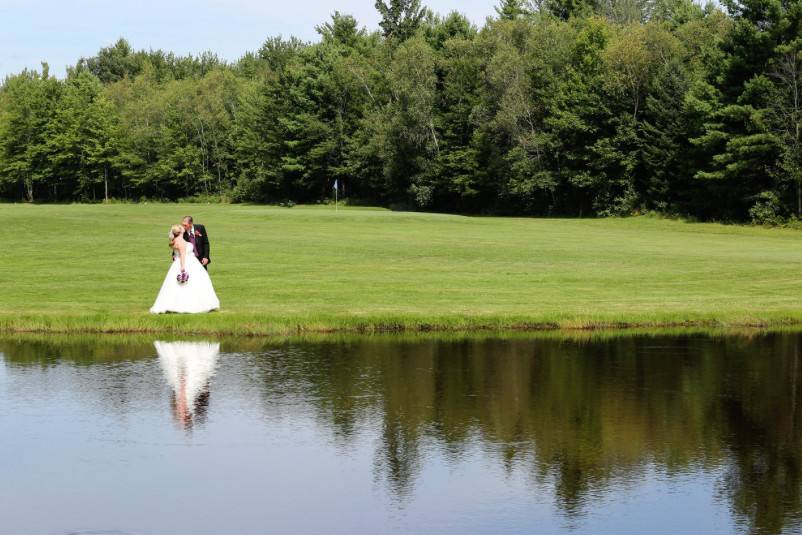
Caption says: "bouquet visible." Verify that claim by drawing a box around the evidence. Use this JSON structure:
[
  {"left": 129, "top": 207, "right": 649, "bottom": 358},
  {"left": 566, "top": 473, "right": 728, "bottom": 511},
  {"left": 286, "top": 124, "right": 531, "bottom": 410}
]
[{"left": 177, "top": 270, "right": 189, "bottom": 284}]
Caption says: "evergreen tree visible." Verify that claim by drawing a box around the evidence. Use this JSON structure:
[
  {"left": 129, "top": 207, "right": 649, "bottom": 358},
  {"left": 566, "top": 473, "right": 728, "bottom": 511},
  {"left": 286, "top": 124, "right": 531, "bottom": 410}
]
[
  {"left": 637, "top": 61, "right": 693, "bottom": 211},
  {"left": 495, "top": 0, "right": 529, "bottom": 20},
  {"left": 544, "top": 0, "right": 598, "bottom": 21},
  {"left": 79, "top": 38, "right": 140, "bottom": 84}
]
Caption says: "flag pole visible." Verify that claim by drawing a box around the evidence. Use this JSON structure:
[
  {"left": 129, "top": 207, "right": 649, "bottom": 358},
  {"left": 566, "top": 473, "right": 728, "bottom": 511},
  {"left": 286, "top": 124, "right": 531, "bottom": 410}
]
[{"left": 335, "top": 182, "right": 338, "bottom": 212}]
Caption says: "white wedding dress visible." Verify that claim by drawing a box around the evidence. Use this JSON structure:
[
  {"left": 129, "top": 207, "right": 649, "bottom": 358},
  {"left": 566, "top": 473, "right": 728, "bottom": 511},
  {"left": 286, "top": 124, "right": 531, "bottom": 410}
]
[{"left": 150, "top": 242, "right": 220, "bottom": 314}]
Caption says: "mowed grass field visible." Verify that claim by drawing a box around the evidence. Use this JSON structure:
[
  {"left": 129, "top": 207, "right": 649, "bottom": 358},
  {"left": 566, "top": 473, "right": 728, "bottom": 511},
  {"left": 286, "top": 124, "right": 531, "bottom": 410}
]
[{"left": 3, "top": 203, "right": 802, "bottom": 335}]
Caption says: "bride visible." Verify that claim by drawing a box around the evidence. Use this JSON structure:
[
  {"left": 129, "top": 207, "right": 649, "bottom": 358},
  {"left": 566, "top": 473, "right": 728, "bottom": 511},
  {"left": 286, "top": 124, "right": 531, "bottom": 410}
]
[{"left": 150, "top": 224, "right": 220, "bottom": 314}]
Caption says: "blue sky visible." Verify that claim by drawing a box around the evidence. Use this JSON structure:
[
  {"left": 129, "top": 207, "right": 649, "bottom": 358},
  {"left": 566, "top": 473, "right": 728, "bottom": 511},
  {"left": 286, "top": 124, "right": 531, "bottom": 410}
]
[{"left": 0, "top": 0, "right": 497, "bottom": 78}]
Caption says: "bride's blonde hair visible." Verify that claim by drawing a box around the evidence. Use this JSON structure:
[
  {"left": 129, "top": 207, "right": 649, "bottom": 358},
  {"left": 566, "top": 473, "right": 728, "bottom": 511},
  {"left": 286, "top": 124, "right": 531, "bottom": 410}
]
[{"left": 168, "top": 224, "right": 184, "bottom": 249}]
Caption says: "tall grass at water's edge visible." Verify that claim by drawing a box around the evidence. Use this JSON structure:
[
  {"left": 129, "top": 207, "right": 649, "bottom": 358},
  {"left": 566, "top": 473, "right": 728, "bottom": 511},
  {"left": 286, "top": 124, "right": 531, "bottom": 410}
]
[{"left": 6, "top": 311, "right": 802, "bottom": 337}]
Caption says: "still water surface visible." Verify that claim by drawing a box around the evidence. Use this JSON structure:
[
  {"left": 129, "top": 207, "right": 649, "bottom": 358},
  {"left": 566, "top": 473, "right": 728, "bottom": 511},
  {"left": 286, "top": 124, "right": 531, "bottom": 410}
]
[{"left": 2, "top": 332, "right": 802, "bottom": 534}]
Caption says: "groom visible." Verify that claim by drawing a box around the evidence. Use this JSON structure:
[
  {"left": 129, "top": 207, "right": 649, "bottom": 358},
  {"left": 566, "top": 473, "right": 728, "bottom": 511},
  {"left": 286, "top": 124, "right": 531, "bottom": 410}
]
[{"left": 182, "top": 215, "right": 211, "bottom": 270}]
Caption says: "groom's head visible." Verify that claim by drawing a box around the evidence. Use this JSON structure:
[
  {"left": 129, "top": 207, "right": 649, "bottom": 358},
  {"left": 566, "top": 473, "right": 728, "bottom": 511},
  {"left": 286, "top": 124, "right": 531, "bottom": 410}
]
[{"left": 182, "top": 216, "right": 193, "bottom": 230}]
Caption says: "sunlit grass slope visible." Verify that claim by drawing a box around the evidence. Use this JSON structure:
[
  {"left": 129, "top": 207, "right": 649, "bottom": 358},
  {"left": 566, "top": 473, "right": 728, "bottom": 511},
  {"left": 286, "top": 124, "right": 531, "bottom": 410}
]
[{"left": 2, "top": 203, "right": 802, "bottom": 334}]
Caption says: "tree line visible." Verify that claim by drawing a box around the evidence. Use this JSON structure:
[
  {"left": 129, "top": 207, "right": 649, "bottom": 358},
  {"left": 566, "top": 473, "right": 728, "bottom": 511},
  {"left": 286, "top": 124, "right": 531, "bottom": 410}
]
[{"left": 1, "top": 0, "right": 801, "bottom": 222}]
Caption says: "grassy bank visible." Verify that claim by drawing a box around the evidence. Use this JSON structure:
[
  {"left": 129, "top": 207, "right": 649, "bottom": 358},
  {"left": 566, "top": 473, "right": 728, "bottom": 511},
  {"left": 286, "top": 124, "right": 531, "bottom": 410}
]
[{"left": 3, "top": 203, "right": 802, "bottom": 336}]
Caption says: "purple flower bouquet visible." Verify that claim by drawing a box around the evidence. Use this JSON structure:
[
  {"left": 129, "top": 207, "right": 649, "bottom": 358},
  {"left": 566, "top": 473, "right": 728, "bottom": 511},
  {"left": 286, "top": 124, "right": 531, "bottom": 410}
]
[{"left": 177, "top": 270, "right": 189, "bottom": 284}]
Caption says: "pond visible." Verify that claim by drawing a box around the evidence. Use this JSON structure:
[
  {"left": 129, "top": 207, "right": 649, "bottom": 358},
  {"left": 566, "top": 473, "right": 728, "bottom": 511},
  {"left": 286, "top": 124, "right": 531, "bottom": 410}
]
[{"left": 2, "top": 331, "right": 801, "bottom": 534}]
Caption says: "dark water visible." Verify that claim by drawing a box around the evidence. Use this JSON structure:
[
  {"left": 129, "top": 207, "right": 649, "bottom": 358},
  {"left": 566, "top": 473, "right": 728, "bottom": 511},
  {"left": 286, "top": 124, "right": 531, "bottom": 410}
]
[{"left": 2, "top": 332, "right": 802, "bottom": 535}]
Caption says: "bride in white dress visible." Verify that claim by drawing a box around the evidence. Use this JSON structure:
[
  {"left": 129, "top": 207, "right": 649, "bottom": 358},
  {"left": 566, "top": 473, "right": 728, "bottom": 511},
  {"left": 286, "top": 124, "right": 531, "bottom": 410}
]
[{"left": 150, "top": 224, "right": 220, "bottom": 314}]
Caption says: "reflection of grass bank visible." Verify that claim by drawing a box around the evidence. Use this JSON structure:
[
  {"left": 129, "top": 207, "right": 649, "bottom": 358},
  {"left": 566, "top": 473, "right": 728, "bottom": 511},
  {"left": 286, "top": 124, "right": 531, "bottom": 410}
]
[
  {"left": 3, "top": 325, "right": 802, "bottom": 359},
  {"left": 4, "top": 203, "right": 802, "bottom": 336}
]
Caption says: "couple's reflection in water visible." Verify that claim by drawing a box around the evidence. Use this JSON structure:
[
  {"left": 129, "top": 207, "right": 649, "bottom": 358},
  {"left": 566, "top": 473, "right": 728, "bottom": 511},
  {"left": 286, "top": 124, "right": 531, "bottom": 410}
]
[{"left": 154, "top": 341, "right": 219, "bottom": 432}]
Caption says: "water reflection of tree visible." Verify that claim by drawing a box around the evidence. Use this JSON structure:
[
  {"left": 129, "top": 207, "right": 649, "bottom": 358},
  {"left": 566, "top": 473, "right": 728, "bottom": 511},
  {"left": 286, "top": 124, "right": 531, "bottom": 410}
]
[
  {"left": 0, "top": 335, "right": 155, "bottom": 365},
  {"left": 718, "top": 335, "right": 802, "bottom": 534},
  {"left": 0, "top": 335, "right": 162, "bottom": 416},
  {"left": 246, "top": 333, "right": 802, "bottom": 533},
  {"left": 5, "top": 333, "right": 802, "bottom": 533}
]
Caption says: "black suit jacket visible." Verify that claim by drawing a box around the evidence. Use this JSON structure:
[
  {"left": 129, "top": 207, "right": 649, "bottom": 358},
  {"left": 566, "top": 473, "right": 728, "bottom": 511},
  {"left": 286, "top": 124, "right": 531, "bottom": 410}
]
[{"left": 183, "top": 224, "right": 211, "bottom": 267}]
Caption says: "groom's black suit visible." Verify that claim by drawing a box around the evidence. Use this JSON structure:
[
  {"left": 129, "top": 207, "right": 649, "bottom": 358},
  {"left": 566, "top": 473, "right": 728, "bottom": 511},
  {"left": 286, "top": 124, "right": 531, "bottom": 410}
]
[{"left": 184, "top": 224, "right": 211, "bottom": 270}]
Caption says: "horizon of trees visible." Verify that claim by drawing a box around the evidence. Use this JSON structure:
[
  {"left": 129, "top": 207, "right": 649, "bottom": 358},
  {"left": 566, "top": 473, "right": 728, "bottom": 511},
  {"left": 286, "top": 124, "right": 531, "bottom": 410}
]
[{"left": 1, "top": 0, "right": 802, "bottom": 222}]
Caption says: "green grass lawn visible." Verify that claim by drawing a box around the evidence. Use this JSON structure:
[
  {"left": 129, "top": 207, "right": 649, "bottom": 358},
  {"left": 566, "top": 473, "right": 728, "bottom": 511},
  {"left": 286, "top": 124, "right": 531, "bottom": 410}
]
[{"left": 2, "top": 203, "right": 802, "bottom": 335}]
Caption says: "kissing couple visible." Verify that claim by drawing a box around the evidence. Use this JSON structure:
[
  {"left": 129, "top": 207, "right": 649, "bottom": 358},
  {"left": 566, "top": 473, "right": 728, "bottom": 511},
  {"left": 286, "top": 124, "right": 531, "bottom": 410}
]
[{"left": 150, "top": 215, "right": 220, "bottom": 314}]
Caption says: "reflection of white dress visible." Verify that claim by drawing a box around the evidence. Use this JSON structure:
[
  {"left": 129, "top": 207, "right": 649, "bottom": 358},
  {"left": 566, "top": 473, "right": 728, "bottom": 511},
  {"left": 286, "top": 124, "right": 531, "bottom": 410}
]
[
  {"left": 150, "top": 242, "right": 220, "bottom": 314},
  {"left": 155, "top": 340, "right": 220, "bottom": 415}
]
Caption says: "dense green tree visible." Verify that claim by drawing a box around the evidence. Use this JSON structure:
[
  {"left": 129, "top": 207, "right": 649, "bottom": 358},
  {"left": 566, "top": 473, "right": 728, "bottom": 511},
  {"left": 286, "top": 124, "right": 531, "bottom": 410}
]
[
  {"left": 389, "top": 37, "right": 439, "bottom": 205},
  {"left": 375, "top": 0, "right": 428, "bottom": 41},
  {"left": 423, "top": 11, "right": 477, "bottom": 50},
  {"left": 637, "top": 60, "right": 694, "bottom": 211},
  {"left": 546, "top": 16, "right": 611, "bottom": 215},
  {"left": 429, "top": 33, "right": 482, "bottom": 210},
  {"left": 317, "top": 11, "right": 368, "bottom": 49},
  {"left": 767, "top": 41, "right": 802, "bottom": 215},
  {"left": 78, "top": 38, "right": 223, "bottom": 84},
  {"left": 687, "top": 0, "right": 799, "bottom": 219},
  {"left": 104, "top": 64, "right": 164, "bottom": 198},
  {"left": 543, "top": 0, "right": 599, "bottom": 21},
  {"left": 43, "top": 69, "right": 118, "bottom": 200},
  {"left": 258, "top": 36, "right": 307, "bottom": 71},
  {"left": 79, "top": 38, "right": 141, "bottom": 84},
  {"left": 495, "top": 0, "right": 531, "bottom": 20},
  {"left": 0, "top": 64, "right": 61, "bottom": 201}
]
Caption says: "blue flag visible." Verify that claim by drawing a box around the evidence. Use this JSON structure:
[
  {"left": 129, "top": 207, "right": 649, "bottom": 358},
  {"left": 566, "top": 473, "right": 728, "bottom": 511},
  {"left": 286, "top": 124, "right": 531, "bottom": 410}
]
[{"left": 333, "top": 179, "right": 338, "bottom": 191}]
